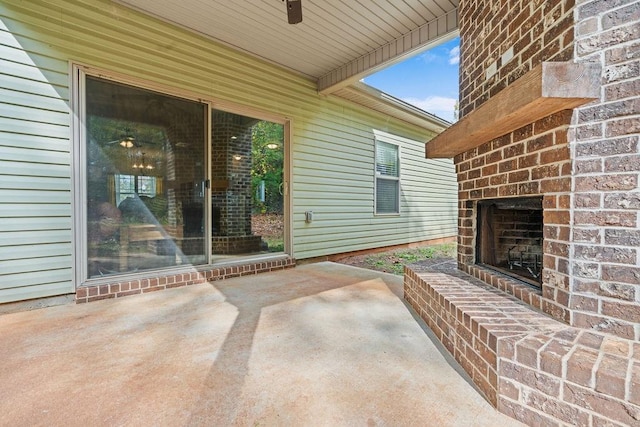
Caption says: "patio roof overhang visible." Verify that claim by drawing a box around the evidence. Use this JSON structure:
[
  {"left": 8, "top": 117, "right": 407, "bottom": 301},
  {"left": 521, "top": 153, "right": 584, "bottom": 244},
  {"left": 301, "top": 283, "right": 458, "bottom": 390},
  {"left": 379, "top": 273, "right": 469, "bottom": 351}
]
[{"left": 115, "top": 0, "right": 459, "bottom": 129}]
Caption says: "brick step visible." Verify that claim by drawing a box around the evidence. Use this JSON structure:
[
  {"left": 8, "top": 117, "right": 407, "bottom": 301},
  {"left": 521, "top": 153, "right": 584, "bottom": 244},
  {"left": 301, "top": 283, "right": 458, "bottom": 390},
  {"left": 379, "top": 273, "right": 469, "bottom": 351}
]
[{"left": 404, "top": 266, "right": 640, "bottom": 427}]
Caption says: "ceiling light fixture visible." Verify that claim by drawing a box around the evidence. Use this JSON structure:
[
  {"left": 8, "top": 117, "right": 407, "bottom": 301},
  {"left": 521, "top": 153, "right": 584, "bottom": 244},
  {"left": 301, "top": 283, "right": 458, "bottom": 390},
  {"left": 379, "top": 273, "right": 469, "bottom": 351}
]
[
  {"left": 119, "top": 136, "right": 135, "bottom": 148},
  {"left": 132, "top": 153, "right": 154, "bottom": 171}
]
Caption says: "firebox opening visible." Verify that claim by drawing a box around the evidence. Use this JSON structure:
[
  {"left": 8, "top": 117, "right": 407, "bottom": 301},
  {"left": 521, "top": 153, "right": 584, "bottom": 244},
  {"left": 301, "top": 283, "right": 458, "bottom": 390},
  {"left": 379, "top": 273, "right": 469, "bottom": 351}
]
[{"left": 476, "top": 196, "right": 543, "bottom": 288}]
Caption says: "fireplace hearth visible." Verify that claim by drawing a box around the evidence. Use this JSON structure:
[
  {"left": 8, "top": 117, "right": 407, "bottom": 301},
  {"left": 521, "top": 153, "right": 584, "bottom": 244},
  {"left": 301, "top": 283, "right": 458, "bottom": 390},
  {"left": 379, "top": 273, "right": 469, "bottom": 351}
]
[{"left": 476, "top": 197, "right": 543, "bottom": 287}]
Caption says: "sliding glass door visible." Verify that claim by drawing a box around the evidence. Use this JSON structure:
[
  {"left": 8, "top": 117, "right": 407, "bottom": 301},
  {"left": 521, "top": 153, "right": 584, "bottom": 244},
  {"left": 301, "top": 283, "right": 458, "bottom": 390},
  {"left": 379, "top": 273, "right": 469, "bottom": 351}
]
[
  {"left": 85, "top": 76, "right": 207, "bottom": 278},
  {"left": 81, "top": 72, "right": 286, "bottom": 281}
]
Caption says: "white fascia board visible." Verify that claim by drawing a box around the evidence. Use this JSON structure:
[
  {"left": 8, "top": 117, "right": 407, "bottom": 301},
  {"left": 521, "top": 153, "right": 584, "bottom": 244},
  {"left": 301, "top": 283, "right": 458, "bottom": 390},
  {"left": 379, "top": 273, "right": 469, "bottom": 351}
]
[{"left": 317, "top": 9, "right": 459, "bottom": 95}]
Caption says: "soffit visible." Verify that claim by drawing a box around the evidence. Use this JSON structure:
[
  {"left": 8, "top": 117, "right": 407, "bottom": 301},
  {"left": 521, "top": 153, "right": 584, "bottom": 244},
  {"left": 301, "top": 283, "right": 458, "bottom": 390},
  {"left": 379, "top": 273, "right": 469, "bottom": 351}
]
[{"left": 115, "top": 0, "right": 458, "bottom": 94}]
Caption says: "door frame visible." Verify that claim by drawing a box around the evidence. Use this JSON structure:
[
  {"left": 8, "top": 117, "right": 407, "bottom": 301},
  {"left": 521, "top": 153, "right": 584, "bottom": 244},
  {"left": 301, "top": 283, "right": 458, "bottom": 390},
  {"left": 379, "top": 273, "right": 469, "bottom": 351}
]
[{"left": 72, "top": 63, "right": 292, "bottom": 288}]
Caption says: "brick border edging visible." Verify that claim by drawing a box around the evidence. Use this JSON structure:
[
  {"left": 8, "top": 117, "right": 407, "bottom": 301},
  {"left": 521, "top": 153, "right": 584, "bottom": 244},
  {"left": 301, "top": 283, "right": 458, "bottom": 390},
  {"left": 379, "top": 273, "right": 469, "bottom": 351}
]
[
  {"left": 462, "top": 264, "right": 544, "bottom": 311},
  {"left": 76, "top": 257, "right": 295, "bottom": 303},
  {"left": 404, "top": 266, "right": 563, "bottom": 406}
]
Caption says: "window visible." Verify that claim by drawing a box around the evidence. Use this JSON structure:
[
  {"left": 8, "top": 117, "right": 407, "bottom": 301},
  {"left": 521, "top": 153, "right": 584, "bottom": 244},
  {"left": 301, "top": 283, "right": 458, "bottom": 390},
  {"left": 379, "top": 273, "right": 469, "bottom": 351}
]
[
  {"left": 115, "top": 175, "right": 157, "bottom": 206},
  {"left": 375, "top": 139, "right": 400, "bottom": 214}
]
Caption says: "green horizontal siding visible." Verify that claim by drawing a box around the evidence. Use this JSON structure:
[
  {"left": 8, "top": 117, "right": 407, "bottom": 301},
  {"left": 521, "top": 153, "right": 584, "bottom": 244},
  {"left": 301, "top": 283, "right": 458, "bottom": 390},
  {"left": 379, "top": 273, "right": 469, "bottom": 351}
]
[
  {"left": 0, "top": 4, "right": 74, "bottom": 301},
  {"left": 293, "top": 127, "right": 456, "bottom": 258},
  {"left": 0, "top": 0, "right": 456, "bottom": 302}
]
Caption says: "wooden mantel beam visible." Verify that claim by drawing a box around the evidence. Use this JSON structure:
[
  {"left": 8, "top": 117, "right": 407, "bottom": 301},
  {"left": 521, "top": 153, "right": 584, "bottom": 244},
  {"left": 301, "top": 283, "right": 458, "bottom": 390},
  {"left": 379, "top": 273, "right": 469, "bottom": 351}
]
[{"left": 425, "top": 62, "right": 601, "bottom": 158}]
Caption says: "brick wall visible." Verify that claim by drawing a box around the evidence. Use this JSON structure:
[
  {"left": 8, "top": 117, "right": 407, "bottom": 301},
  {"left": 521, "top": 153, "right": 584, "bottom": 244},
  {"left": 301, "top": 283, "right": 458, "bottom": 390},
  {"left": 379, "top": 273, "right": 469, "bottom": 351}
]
[
  {"left": 455, "top": 111, "right": 575, "bottom": 323},
  {"left": 459, "top": 0, "right": 575, "bottom": 118},
  {"left": 571, "top": 0, "right": 640, "bottom": 340},
  {"left": 414, "top": 0, "right": 640, "bottom": 425},
  {"left": 211, "top": 110, "right": 255, "bottom": 238},
  {"left": 456, "top": 0, "right": 579, "bottom": 326},
  {"left": 457, "top": 0, "right": 640, "bottom": 340}
]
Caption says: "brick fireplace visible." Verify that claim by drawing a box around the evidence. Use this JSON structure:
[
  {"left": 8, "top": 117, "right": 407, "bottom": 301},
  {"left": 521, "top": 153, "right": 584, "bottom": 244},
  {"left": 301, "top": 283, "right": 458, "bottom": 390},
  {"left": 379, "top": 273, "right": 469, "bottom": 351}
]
[
  {"left": 476, "top": 196, "right": 543, "bottom": 287},
  {"left": 405, "top": 1, "right": 640, "bottom": 425},
  {"left": 456, "top": 109, "right": 576, "bottom": 322}
]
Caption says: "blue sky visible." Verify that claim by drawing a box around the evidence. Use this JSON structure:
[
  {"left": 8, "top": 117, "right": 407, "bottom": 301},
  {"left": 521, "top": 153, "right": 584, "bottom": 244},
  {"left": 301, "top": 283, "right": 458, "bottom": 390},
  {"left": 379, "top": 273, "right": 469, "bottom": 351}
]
[{"left": 362, "top": 36, "right": 460, "bottom": 123}]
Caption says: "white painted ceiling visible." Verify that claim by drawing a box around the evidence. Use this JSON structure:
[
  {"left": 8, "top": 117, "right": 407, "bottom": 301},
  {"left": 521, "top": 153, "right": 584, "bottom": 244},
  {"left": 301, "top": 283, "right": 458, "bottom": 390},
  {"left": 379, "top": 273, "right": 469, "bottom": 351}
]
[{"left": 116, "top": 0, "right": 458, "bottom": 95}]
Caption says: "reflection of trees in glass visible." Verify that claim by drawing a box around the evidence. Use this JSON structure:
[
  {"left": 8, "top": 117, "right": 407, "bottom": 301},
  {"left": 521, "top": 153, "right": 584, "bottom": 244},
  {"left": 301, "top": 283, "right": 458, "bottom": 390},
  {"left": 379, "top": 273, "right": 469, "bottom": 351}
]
[{"left": 251, "top": 121, "right": 284, "bottom": 214}]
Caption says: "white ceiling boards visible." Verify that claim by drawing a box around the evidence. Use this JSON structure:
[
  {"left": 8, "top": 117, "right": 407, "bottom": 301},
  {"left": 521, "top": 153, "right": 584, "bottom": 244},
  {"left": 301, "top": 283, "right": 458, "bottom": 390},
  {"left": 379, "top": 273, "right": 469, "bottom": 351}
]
[{"left": 116, "top": 0, "right": 459, "bottom": 94}]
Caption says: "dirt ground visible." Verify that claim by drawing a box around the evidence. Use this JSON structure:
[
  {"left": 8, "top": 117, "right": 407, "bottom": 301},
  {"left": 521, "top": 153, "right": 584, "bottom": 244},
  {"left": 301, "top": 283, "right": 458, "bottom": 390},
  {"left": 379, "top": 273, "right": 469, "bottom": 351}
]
[
  {"left": 336, "top": 243, "right": 457, "bottom": 275},
  {"left": 251, "top": 213, "right": 284, "bottom": 238}
]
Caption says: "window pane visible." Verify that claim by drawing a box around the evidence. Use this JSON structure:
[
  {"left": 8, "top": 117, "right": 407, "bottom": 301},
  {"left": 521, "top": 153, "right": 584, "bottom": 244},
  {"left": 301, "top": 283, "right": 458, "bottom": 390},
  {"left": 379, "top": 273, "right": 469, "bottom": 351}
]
[
  {"left": 376, "top": 141, "right": 399, "bottom": 177},
  {"left": 211, "top": 110, "right": 285, "bottom": 260},
  {"left": 376, "top": 178, "right": 399, "bottom": 214},
  {"left": 86, "top": 76, "right": 207, "bottom": 278}
]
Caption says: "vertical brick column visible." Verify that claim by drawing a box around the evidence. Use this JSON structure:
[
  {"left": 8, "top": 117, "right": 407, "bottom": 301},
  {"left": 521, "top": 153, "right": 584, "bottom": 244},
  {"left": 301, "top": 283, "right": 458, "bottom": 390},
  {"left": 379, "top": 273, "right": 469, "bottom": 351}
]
[{"left": 571, "top": 0, "right": 640, "bottom": 341}]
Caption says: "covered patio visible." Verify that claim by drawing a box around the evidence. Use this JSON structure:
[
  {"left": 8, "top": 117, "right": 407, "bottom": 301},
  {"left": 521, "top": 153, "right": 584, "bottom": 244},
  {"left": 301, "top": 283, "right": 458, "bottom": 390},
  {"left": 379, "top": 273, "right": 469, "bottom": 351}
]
[{"left": 0, "top": 263, "right": 519, "bottom": 426}]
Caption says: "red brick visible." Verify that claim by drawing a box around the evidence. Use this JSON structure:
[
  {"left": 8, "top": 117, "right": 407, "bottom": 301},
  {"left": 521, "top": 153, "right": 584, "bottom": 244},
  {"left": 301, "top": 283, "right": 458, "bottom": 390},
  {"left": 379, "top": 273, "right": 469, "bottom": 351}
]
[
  {"left": 575, "top": 136, "right": 638, "bottom": 157},
  {"left": 564, "top": 383, "right": 640, "bottom": 426},
  {"left": 540, "top": 177, "right": 571, "bottom": 192},
  {"left": 498, "top": 397, "right": 559, "bottom": 427},
  {"left": 508, "top": 170, "right": 530, "bottom": 183},
  {"left": 540, "top": 339, "right": 572, "bottom": 376},
  {"left": 534, "top": 111, "right": 572, "bottom": 134},
  {"left": 504, "top": 143, "right": 525, "bottom": 158},
  {"left": 498, "top": 159, "right": 517, "bottom": 173},
  {"left": 87, "top": 294, "right": 115, "bottom": 302},
  {"left": 569, "top": 295, "right": 599, "bottom": 312},
  {"left": 545, "top": 210, "right": 569, "bottom": 225},
  {"left": 596, "top": 282, "right": 636, "bottom": 301},
  {"left": 574, "top": 193, "right": 601, "bottom": 208},
  {"left": 602, "top": 300, "right": 640, "bottom": 324},
  {"left": 523, "top": 388, "right": 590, "bottom": 426},
  {"left": 576, "top": 174, "right": 638, "bottom": 192},
  {"left": 500, "top": 360, "right": 560, "bottom": 397},
  {"left": 526, "top": 133, "right": 554, "bottom": 152},
  {"left": 500, "top": 378, "right": 520, "bottom": 400},
  {"left": 595, "top": 354, "right": 629, "bottom": 400},
  {"left": 566, "top": 347, "right": 599, "bottom": 387},
  {"left": 573, "top": 312, "right": 636, "bottom": 340},
  {"left": 631, "top": 362, "right": 640, "bottom": 406},
  {"left": 602, "top": 264, "right": 640, "bottom": 285},
  {"left": 116, "top": 289, "right": 141, "bottom": 298},
  {"left": 531, "top": 164, "right": 559, "bottom": 180},
  {"left": 540, "top": 147, "right": 570, "bottom": 164},
  {"left": 574, "top": 211, "right": 637, "bottom": 227},
  {"left": 515, "top": 336, "right": 548, "bottom": 368}
]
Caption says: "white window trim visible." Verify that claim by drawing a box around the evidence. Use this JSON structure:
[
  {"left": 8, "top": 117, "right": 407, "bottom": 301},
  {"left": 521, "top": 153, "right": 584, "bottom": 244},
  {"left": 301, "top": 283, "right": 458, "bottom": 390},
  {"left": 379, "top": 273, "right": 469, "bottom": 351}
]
[{"left": 374, "top": 136, "right": 401, "bottom": 216}]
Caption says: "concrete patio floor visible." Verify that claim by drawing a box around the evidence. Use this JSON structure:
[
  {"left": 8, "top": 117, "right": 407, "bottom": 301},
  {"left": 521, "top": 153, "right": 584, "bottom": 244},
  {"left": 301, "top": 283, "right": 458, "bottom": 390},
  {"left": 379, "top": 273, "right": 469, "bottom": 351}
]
[{"left": 0, "top": 262, "right": 522, "bottom": 426}]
